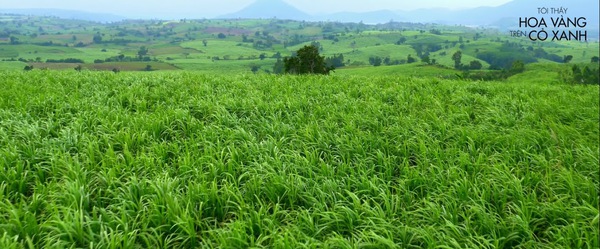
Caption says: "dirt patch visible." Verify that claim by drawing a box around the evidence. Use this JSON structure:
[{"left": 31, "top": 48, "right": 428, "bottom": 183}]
[
  {"left": 151, "top": 47, "right": 201, "bottom": 56},
  {"left": 204, "top": 27, "right": 252, "bottom": 36},
  {"left": 30, "top": 62, "right": 180, "bottom": 71}
]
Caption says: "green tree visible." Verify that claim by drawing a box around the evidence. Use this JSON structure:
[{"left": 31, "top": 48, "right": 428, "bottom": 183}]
[
  {"left": 509, "top": 60, "right": 525, "bottom": 74},
  {"left": 9, "top": 36, "right": 19, "bottom": 45},
  {"left": 138, "top": 46, "right": 149, "bottom": 59},
  {"left": 93, "top": 33, "right": 102, "bottom": 44},
  {"left": 571, "top": 64, "right": 583, "bottom": 83},
  {"left": 407, "top": 54, "right": 417, "bottom": 63},
  {"left": 452, "top": 51, "right": 462, "bottom": 69},
  {"left": 383, "top": 57, "right": 390, "bottom": 65},
  {"left": 283, "top": 45, "right": 333, "bottom": 75},
  {"left": 250, "top": 65, "right": 260, "bottom": 74},
  {"left": 581, "top": 66, "right": 593, "bottom": 84},
  {"left": 469, "top": 60, "right": 483, "bottom": 70},
  {"left": 202, "top": 39, "right": 208, "bottom": 47},
  {"left": 325, "top": 54, "right": 345, "bottom": 68},
  {"left": 591, "top": 56, "right": 599, "bottom": 63},
  {"left": 570, "top": 64, "right": 599, "bottom": 84},
  {"left": 563, "top": 55, "right": 573, "bottom": 63},
  {"left": 273, "top": 58, "right": 285, "bottom": 74},
  {"left": 395, "top": 37, "right": 407, "bottom": 45},
  {"left": 583, "top": 66, "right": 599, "bottom": 85},
  {"left": 369, "top": 56, "right": 382, "bottom": 67}
]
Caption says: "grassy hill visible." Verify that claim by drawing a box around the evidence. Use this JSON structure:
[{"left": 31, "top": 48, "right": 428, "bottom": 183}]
[{"left": 1, "top": 15, "right": 598, "bottom": 76}]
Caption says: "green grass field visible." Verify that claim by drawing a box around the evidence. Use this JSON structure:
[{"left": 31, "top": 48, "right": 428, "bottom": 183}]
[{"left": 0, "top": 71, "right": 598, "bottom": 248}]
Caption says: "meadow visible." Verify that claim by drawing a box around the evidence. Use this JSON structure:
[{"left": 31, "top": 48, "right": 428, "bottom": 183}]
[
  {"left": 0, "top": 70, "right": 598, "bottom": 248},
  {"left": 1, "top": 15, "right": 598, "bottom": 75}
]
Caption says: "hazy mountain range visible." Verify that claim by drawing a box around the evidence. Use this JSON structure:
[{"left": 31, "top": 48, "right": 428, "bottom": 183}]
[
  {"left": 1, "top": 0, "right": 598, "bottom": 33},
  {"left": 222, "top": 0, "right": 598, "bottom": 28},
  {"left": 0, "top": 8, "right": 126, "bottom": 23}
]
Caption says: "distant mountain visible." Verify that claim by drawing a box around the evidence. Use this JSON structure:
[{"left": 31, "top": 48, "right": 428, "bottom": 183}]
[
  {"left": 316, "top": 0, "right": 597, "bottom": 28},
  {"left": 0, "top": 8, "right": 126, "bottom": 23},
  {"left": 313, "top": 10, "right": 406, "bottom": 24},
  {"left": 3, "top": 0, "right": 597, "bottom": 37},
  {"left": 220, "top": 0, "right": 310, "bottom": 20},
  {"left": 313, "top": 9, "right": 459, "bottom": 25},
  {"left": 448, "top": 0, "right": 598, "bottom": 27}
]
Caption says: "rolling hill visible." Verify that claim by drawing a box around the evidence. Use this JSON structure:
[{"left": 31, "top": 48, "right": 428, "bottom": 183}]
[
  {"left": 2, "top": 0, "right": 597, "bottom": 37},
  {"left": 217, "top": 0, "right": 598, "bottom": 38}
]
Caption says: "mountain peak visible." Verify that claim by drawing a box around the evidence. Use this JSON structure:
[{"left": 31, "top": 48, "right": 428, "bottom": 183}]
[{"left": 220, "top": 0, "right": 309, "bottom": 20}]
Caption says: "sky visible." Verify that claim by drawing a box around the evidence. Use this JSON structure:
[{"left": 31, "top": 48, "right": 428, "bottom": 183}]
[{"left": 1, "top": 0, "right": 514, "bottom": 19}]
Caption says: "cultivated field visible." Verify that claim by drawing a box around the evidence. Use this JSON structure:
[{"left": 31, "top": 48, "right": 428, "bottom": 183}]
[{"left": 0, "top": 71, "right": 598, "bottom": 248}]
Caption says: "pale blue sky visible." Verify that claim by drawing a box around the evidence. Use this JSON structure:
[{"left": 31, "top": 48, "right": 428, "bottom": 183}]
[{"left": 1, "top": 0, "right": 514, "bottom": 18}]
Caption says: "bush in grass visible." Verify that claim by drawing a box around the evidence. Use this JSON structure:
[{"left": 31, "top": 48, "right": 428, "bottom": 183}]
[
  {"left": 46, "top": 58, "right": 84, "bottom": 63},
  {"left": 570, "top": 64, "right": 599, "bottom": 85},
  {"left": 369, "top": 56, "right": 382, "bottom": 67},
  {"left": 283, "top": 45, "right": 333, "bottom": 75},
  {"left": 462, "top": 60, "right": 526, "bottom": 81},
  {"left": 469, "top": 60, "right": 483, "bottom": 70}
]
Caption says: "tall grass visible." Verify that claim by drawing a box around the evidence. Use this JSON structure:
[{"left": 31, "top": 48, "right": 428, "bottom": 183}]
[{"left": 0, "top": 70, "right": 598, "bottom": 248}]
